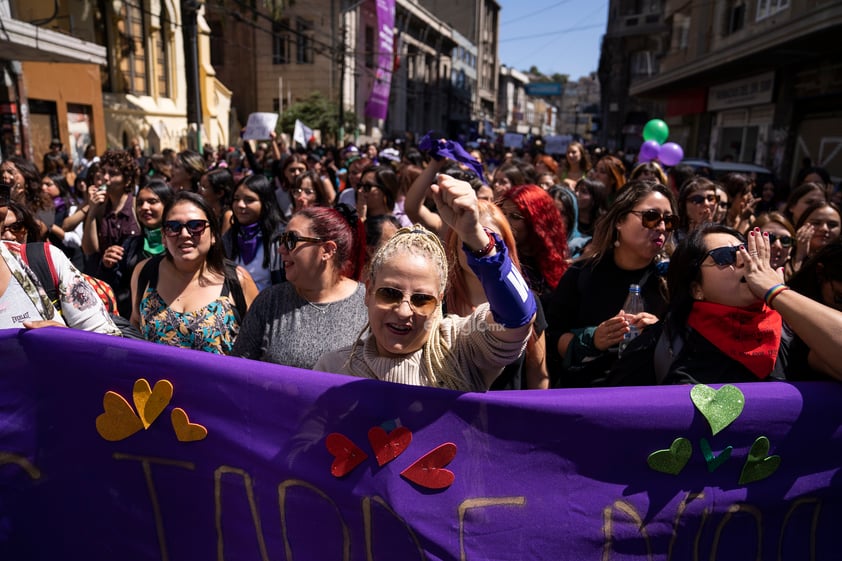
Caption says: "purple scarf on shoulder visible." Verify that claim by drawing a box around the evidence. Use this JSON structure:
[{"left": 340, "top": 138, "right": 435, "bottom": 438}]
[{"left": 237, "top": 222, "right": 262, "bottom": 265}]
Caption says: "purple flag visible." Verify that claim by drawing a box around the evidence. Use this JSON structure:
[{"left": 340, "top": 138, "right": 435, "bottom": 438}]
[
  {"left": 2, "top": 327, "right": 842, "bottom": 559},
  {"left": 364, "top": 0, "right": 395, "bottom": 121}
]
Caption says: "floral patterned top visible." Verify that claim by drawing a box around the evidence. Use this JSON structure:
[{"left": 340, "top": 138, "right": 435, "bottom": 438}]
[
  {"left": 0, "top": 241, "right": 121, "bottom": 335},
  {"left": 139, "top": 280, "right": 240, "bottom": 356}
]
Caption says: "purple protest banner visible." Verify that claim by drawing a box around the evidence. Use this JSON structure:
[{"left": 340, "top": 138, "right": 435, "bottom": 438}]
[
  {"left": 2, "top": 327, "right": 841, "bottom": 560},
  {"left": 364, "top": 0, "right": 395, "bottom": 121}
]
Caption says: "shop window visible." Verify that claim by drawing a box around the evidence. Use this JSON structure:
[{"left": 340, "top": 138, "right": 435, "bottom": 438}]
[
  {"left": 718, "top": 125, "right": 758, "bottom": 162},
  {"left": 28, "top": 99, "right": 58, "bottom": 168},
  {"left": 118, "top": 1, "right": 149, "bottom": 95},
  {"left": 66, "top": 104, "right": 93, "bottom": 169}
]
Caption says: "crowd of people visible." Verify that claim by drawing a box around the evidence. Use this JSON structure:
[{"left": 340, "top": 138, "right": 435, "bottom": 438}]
[{"left": 1, "top": 132, "right": 841, "bottom": 389}]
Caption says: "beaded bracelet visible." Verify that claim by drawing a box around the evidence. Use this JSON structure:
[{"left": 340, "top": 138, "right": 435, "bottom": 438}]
[
  {"left": 764, "top": 283, "right": 789, "bottom": 308},
  {"left": 466, "top": 228, "right": 496, "bottom": 258}
]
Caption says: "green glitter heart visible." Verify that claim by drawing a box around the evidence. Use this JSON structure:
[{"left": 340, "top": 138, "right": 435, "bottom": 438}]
[
  {"left": 690, "top": 384, "right": 745, "bottom": 436},
  {"left": 648, "top": 437, "right": 692, "bottom": 475},
  {"left": 739, "top": 436, "right": 781, "bottom": 484}
]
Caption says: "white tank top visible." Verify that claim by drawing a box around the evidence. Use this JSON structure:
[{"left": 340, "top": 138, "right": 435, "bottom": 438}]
[{"left": 0, "top": 275, "right": 45, "bottom": 329}]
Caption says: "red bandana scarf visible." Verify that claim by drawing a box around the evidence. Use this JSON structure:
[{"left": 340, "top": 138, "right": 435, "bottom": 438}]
[{"left": 687, "top": 300, "right": 782, "bottom": 379}]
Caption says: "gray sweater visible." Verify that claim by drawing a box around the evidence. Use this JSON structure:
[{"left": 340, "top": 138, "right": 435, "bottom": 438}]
[{"left": 231, "top": 282, "right": 368, "bottom": 369}]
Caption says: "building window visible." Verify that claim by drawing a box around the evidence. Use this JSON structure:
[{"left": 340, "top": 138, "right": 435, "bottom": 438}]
[
  {"left": 119, "top": 1, "right": 148, "bottom": 95},
  {"left": 630, "top": 51, "right": 654, "bottom": 76},
  {"left": 756, "top": 0, "right": 789, "bottom": 21},
  {"left": 726, "top": 2, "right": 746, "bottom": 34},
  {"left": 209, "top": 19, "right": 224, "bottom": 67},
  {"left": 296, "top": 18, "right": 314, "bottom": 64},
  {"left": 155, "top": 10, "right": 171, "bottom": 98},
  {"left": 365, "top": 25, "right": 375, "bottom": 69},
  {"left": 273, "top": 19, "right": 290, "bottom": 65},
  {"left": 671, "top": 13, "right": 690, "bottom": 50}
]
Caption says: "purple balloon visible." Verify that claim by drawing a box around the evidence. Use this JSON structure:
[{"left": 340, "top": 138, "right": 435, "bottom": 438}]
[
  {"left": 638, "top": 140, "right": 660, "bottom": 162},
  {"left": 658, "top": 142, "right": 684, "bottom": 167}
]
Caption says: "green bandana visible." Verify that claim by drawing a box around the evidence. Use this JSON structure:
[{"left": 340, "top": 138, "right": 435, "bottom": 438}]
[{"left": 143, "top": 227, "right": 165, "bottom": 256}]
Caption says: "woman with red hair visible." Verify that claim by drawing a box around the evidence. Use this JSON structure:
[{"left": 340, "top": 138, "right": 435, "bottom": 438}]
[
  {"left": 497, "top": 184, "right": 569, "bottom": 306},
  {"left": 231, "top": 204, "right": 368, "bottom": 369},
  {"left": 591, "top": 155, "right": 627, "bottom": 196},
  {"left": 445, "top": 200, "right": 550, "bottom": 389}
]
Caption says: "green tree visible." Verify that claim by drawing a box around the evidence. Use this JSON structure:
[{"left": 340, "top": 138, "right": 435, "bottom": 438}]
[{"left": 279, "top": 92, "right": 356, "bottom": 145}]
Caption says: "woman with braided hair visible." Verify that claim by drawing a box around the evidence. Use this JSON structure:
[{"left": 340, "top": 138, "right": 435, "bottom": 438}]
[{"left": 315, "top": 174, "right": 536, "bottom": 391}]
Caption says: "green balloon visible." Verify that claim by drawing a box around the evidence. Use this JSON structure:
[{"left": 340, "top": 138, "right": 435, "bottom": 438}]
[{"left": 642, "top": 119, "right": 669, "bottom": 144}]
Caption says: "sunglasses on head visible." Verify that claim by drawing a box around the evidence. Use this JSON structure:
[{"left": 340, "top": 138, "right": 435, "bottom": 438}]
[
  {"left": 629, "top": 209, "right": 678, "bottom": 232},
  {"left": 374, "top": 287, "right": 438, "bottom": 315},
  {"left": 700, "top": 245, "right": 740, "bottom": 268},
  {"left": 688, "top": 193, "right": 718, "bottom": 205},
  {"left": 163, "top": 219, "right": 209, "bottom": 237},
  {"left": 767, "top": 233, "right": 793, "bottom": 247},
  {"left": 278, "top": 231, "right": 323, "bottom": 251}
]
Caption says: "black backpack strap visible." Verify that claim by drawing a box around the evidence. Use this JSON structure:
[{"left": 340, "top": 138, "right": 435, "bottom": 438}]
[
  {"left": 22, "top": 242, "right": 61, "bottom": 312},
  {"left": 223, "top": 259, "right": 247, "bottom": 323},
  {"left": 653, "top": 322, "right": 684, "bottom": 384},
  {"left": 136, "top": 254, "right": 164, "bottom": 297}
]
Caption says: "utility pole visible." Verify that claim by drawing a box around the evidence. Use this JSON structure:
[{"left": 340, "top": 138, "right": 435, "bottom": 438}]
[{"left": 181, "top": 0, "right": 203, "bottom": 153}]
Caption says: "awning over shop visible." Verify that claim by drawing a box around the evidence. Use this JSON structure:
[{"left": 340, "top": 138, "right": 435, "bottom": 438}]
[{"left": 0, "top": 17, "right": 105, "bottom": 65}]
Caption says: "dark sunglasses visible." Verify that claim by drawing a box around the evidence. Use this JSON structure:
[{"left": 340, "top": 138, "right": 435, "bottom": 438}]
[
  {"left": 767, "top": 233, "right": 793, "bottom": 247},
  {"left": 629, "top": 209, "right": 678, "bottom": 232},
  {"left": 279, "top": 231, "right": 324, "bottom": 251},
  {"left": 163, "top": 219, "right": 210, "bottom": 237},
  {"left": 374, "top": 287, "right": 438, "bottom": 315},
  {"left": 688, "top": 194, "right": 718, "bottom": 205},
  {"left": 719, "top": 201, "right": 731, "bottom": 210},
  {"left": 700, "top": 245, "right": 740, "bottom": 268},
  {"left": 3, "top": 221, "right": 25, "bottom": 234},
  {"left": 359, "top": 182, "right": 380, "bottom": 193}
]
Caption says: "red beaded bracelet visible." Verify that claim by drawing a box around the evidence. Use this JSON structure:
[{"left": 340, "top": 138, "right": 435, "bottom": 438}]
[{"left": 468, "top": 229, "right": 496, "bottom": 258}]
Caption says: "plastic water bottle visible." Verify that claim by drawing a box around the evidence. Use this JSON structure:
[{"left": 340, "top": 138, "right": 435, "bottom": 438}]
[{"left": 618, "top": 284, "right": 643, "bottom": 357}]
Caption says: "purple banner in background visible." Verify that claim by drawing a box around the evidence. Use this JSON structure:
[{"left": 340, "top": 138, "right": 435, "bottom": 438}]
[
  {"left": 1, "top": 327, "right": 842, "bottom": 560},
  {"left": 364, "top": 0, "right": 395, "bottom": 121}
]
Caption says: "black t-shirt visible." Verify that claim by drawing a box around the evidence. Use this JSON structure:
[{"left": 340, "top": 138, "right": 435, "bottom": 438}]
[
  {"left": 545, "top": 253, "right": 668, "bottom": 387},
  {"left": 490, "top": 294, "right": 548, "bottom": 391}
]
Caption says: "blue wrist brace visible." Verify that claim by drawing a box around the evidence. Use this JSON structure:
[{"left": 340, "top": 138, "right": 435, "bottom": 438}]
[{"left": 463, "top": 233, "right": 537, "bottom": 328}]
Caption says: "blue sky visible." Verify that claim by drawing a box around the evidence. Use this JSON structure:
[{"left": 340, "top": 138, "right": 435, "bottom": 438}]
[{"left": 496, "top": 0, "right": 608, "bottom": 80}]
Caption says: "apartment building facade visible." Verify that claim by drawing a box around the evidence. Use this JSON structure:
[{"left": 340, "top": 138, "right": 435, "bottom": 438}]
[{"left": 630, "top": 0, "right": 842, "bottom": 183}]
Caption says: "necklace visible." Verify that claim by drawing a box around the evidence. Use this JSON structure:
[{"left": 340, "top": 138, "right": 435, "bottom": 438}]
[{"left": 305, "top": 299, "right": 332, "bottom": 314}]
